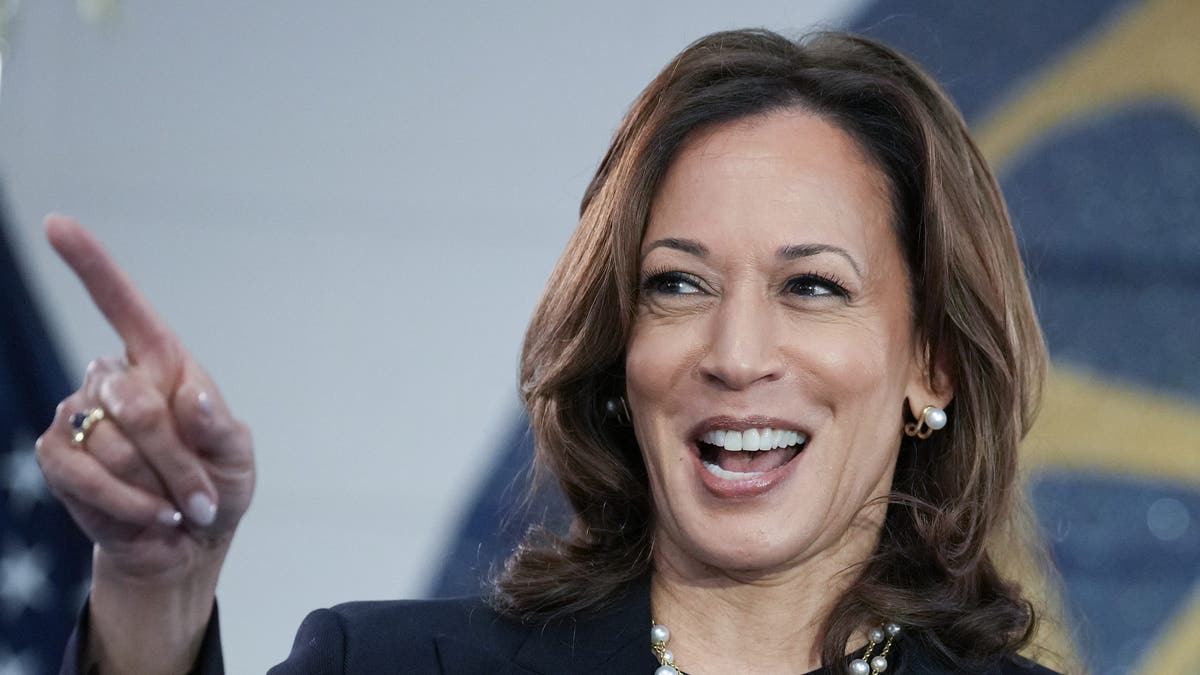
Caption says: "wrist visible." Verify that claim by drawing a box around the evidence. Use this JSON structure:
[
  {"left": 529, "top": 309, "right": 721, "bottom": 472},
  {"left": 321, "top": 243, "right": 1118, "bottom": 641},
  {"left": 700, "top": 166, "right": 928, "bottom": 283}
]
[{"left": 87, "top": 542, "right": 230, "bottom": 675}]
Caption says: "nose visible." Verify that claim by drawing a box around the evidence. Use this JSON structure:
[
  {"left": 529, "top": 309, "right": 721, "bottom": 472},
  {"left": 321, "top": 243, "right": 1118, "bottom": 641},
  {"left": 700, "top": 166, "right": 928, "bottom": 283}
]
[{"left": 698, "top": 292, "right": 784, "bottom": 390}]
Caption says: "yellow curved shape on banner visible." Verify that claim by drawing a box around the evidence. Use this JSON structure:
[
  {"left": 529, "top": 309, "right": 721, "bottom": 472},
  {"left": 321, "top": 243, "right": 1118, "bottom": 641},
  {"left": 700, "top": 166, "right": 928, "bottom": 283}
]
[
  {"left": 1024, "top": 367, "right": 1200, "bottom": 483},
  {"left": 972, "top": 0, "right": 1200, "bottom": 487},
  {"left": 975, "top": 0, "right": 1200, "bottom": 169},
  {"left": 1008, "top": 366, "right": 1200, "bottom": 674},
  {"left": 965, "top": 1, "right": 1200, "bottom": 671},
  {"left": 1132, "top": 581, "right": 1200, "bottom": 674}
]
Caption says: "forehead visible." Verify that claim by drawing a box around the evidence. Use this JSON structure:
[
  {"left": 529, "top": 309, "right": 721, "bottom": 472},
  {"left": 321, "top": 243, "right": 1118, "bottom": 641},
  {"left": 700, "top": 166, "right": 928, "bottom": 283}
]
[{"left": 644, "top": 110, "right": 896, "bottom": 263}]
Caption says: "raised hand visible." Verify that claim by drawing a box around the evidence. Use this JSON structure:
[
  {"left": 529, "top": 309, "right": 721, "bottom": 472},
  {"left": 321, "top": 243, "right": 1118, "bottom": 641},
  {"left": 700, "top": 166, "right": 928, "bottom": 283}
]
[{"left": 35, "top": 214, "right": 255, "bottom": 672}]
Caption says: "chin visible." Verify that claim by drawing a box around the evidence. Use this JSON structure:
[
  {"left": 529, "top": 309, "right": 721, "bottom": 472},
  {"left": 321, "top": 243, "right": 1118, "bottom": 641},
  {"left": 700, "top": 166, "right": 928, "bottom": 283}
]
[
  {"left": 667, "top": 515, "right": 826, "bottom": 577},
  {"left": 655, "top": 477, "right": 893, "bottom": 581}
]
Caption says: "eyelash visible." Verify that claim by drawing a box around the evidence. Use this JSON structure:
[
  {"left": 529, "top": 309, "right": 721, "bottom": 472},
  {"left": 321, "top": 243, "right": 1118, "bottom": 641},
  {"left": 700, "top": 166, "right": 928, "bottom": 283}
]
[
  {"left": 640, "top": 267, "right": 704, "bottom": 295},
  {"left": 639, "top": 267, "right": 850, "bottom": 299},
  {"left": 785, "top": 272, "right": 850, "bottom": 298}
]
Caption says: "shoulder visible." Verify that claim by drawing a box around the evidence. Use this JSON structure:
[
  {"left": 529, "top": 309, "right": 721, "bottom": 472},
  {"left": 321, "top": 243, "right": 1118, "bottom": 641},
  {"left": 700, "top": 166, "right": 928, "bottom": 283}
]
[
  {"left": 268, "top": 596, "right": 533, "bottom": 674},
  {"left": 989, "top": 654, "right": 1062, "bottom": 675},
  {"left": 328, "top": 595, "right": 530, "bottom": 649},
  {"left": 901, "top": 653, "right": 1062, "bottom": 675},
  {"left": 898, "top": 637, "right": 1063, "bottom": 675},
  {"left": 328, "top": 596, "right": 501, "bottom": 629}
]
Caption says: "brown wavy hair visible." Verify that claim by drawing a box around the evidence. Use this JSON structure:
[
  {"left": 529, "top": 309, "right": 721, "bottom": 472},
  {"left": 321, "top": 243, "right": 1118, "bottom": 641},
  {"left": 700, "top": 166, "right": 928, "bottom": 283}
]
[{"left": 494, "top": 28, "right": 1048, "bottom": 672}]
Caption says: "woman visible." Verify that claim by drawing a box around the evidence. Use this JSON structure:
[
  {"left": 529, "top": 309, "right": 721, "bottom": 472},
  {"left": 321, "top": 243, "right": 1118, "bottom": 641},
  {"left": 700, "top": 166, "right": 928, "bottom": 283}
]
[{"left": 42, "top": 29, "right": 1061, "bottom": 674}]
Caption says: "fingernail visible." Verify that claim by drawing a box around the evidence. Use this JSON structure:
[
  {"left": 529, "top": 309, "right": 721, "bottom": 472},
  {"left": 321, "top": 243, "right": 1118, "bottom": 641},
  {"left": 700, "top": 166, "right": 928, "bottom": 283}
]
[
  {"left": 186, "top": 493, "right": 217, "bottom": 527},
  {"left": 157, "top": 509, "right": 183, "bottom": 527},
  {"left": 197, "top": 391, "right": 213, "bottom": 418}
]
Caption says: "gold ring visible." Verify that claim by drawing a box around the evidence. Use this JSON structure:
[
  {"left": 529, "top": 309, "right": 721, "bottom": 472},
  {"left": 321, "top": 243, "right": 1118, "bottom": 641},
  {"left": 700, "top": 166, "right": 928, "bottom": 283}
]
[{"left": 69, "top": 407, "right": 107, "bottom": 446}]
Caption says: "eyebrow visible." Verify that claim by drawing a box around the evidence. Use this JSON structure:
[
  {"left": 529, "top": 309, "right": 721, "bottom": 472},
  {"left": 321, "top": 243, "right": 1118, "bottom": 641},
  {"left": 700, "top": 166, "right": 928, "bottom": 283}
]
[
  {"left": 778, "top": 243, "right": 863, "bottom": 279},
  {"left": 641, "top": 237, "right": 708, "bottom": 259},
  {"left": 641, "top": 237, "right": 863, "bottom": 278}
]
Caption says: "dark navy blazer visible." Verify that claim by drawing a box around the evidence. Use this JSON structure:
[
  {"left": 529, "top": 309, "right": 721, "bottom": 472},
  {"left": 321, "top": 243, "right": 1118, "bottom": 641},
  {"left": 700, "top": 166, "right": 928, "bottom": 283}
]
[{"left": 62, "top": 579, "right": 1062, "bottom": 674}]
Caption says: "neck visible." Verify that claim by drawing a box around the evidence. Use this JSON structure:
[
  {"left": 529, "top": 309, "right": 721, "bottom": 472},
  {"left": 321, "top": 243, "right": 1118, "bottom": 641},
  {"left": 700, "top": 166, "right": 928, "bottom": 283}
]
[
  {"left": 651, "top": 564, "right": 840, "bottom": 673},
  {"left": 649, "top": 514, "right": 884, "bottom": 674}
]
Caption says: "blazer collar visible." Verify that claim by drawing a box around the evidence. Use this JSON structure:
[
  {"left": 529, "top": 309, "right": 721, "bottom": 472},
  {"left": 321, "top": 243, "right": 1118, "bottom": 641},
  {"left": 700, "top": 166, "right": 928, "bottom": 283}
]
[
  {"left": 509, "top": 575, "right": 659, "bottom": 674},
  {"left": 431, "top": 576, "right": 929, "bottom": 674}
]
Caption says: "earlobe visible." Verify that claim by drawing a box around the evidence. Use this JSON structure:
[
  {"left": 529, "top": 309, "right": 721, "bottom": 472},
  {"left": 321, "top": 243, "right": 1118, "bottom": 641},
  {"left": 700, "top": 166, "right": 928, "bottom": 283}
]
[{"left": 905, "top": 343, "right": 954, "bottom": 421}]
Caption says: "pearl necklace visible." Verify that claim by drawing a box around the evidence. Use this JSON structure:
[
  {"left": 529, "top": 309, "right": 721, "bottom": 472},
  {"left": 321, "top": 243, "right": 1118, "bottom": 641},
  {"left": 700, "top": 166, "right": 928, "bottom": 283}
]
[{"left": 650, "top": 620, "right": 901, "bottom": 675}]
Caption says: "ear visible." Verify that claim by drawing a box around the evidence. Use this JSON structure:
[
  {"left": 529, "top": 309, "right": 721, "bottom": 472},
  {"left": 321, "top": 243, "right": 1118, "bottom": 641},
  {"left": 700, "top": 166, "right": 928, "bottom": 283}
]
[{"left": 904, "top": 340, "right": 954, "bottom": 420}]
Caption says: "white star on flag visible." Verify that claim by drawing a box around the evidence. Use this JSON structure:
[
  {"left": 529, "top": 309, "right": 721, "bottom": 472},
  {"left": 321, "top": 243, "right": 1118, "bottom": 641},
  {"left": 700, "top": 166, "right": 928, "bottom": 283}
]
[
  {"left": 0, "top": 542, "right": 50, "bottom": 619},
  {"left": 0, "top": 647, "right": 38, "bottom": 675},
  {"left": 2, "top": 437, "right": 47, "bottom": 515}
]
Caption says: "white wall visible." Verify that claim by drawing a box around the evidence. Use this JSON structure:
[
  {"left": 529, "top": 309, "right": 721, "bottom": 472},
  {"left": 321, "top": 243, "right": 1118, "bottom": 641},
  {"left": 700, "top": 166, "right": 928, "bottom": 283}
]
[{"left": 1, "top": 1, "right": 864, "bottom": 670}]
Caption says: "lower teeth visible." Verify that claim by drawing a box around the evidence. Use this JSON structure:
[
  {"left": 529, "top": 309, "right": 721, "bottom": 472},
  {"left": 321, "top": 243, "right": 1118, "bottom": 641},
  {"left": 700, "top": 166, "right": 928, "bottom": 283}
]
[{"left": 702, "top": 461, "right": 764, "bottom": 480}]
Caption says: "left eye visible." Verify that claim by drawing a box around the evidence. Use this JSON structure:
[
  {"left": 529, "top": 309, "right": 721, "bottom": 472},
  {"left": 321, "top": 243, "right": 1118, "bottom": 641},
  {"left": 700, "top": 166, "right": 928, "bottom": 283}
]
[
  {"left": 786, "top": 274, "right": 845, "bottom": 297},
  {"left": 643, "top": 271, "right": 704, "bottom": 295}
]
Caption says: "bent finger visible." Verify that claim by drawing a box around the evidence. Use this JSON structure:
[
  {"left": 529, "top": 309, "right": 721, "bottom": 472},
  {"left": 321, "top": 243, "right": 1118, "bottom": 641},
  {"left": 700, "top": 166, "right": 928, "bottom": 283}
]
[
  {"left": 172, "top": 366, "right": 252, "bottom": 464},
  {"left": 36, "top": 432, "right": 182, "bottom": 528},
  {"left": 83, "top": 410, "right": 169, "bottom": 494},
  {"left": 59, "top": 370, "right": 162, "bottom": 491},
  {"left": 82, "top": 356, "right": 128, "bottom": 401},
  {"left": 97, "top": 370, "right": 218, "bottom": 527}
]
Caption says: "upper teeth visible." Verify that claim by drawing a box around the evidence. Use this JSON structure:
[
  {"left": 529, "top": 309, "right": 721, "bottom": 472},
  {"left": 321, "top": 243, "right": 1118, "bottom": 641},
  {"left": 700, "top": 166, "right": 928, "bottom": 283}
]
[{"left": 700, "top": 428, "right": 806, "bottom": 452}]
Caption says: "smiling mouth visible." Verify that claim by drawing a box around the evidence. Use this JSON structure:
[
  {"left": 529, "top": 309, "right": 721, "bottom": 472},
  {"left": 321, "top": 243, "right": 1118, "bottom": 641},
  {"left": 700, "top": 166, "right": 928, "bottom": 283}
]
[{"left": 696, "top": 427, "right": 808, "bottom": 480}]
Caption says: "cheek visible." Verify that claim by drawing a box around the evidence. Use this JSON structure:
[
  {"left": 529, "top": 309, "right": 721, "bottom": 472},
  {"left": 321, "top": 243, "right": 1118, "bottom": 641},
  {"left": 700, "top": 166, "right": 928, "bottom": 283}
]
[
  {"left": 624, "top": 323, "right": 700, "bottom": 469},
  {"left": 790, "top": 318, "right": 901, "bottom": 400},
  {"left": 624, "top": 322, "right": 698, "bottom": 410}
]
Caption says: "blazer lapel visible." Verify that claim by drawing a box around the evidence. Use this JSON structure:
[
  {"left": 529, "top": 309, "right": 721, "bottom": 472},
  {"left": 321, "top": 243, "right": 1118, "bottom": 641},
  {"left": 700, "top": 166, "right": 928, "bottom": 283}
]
[{"left": 510, "top": 576, "right": 660, "bottom": 674}]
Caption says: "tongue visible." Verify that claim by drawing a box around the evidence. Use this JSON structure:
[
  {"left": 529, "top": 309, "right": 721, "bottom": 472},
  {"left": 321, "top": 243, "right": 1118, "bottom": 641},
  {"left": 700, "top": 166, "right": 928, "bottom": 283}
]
[{"left": 716, "top": 447, "right": 794, "bottom": 473}]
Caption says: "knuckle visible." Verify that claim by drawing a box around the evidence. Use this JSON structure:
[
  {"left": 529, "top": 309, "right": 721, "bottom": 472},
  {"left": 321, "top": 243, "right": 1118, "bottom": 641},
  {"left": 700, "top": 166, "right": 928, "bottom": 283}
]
[
  {"left": 34, "top": 440, "right": 51, "bottom": 473},
  {"left": 118, "top": 393, "right": 167, "bottom": 436},
  {"left": 89, "top": 436, "right": 130, "bottom": 473},
  {"left": 73, "top": 465, "right": 107, "bottom": 495},
  {"left": 206, "top": 417, "right": 249, "bottom": 452},
  {"left": 172, "top": 465, "right": 211, "bottom": 497},
  {"left": 84, "top": 356, "right": 119, "bottom": 385},
  {"left": 85, "top": 371, "right": 109, "bottom": 399},
  {"left": 146, "top": 330, "right": 183, "bottom": 363},
  {"left": 34, "top": 435, "right": 58, "bottom": 467},
  {"left": 37, "top": 452, "right": 69, "bottom": 493},
  {"left": 205, "top": 410, "right": 237, "bottom": 439},
  {"left": 85, "top": 357, "right": 108, "bottom": 375},
  {"left": 34, "top": 434, "right": 57, "bottom": 465},
  {"left": 112, "top": 447, "right": 147, "bottom": 479}
]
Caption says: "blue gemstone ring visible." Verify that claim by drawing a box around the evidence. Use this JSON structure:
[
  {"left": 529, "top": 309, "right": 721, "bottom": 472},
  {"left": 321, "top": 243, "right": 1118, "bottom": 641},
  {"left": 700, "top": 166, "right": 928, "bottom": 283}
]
[{"left": 69, "top": 407, "right": 107, "bottom": 446}]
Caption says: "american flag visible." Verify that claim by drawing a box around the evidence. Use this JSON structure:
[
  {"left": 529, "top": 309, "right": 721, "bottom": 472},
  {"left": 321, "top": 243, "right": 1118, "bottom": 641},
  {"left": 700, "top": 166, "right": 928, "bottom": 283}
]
[{"left": 0, "top": 191, "right": 91, "bottom": 674}]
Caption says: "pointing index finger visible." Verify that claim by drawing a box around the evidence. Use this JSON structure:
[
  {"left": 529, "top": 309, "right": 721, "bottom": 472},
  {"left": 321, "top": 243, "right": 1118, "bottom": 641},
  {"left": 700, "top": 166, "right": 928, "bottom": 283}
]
[{"left": 46, "top": 214, "right": 183, "bottom": 389}]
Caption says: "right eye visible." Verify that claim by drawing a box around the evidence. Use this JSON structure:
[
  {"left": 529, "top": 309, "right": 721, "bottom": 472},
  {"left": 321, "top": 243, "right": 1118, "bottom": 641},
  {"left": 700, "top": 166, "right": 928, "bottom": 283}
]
[{"left": 641, "top": 270, "right": 704, "bottom": 296}]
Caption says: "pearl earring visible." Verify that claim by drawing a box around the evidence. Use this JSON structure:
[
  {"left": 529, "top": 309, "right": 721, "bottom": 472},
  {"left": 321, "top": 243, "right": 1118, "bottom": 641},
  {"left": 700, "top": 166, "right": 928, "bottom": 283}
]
[
  {"left": 904, "top": 405, "right": 947, "bottom": 439},
  {"left": 604, "top": 396, "right": 631, "bottom": 426}
]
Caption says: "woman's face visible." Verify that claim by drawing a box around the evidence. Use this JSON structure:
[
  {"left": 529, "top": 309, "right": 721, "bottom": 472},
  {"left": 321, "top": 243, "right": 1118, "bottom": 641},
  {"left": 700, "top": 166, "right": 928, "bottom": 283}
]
[{"left": 626, "top": 110, "right": 946, "bottom": 577}]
